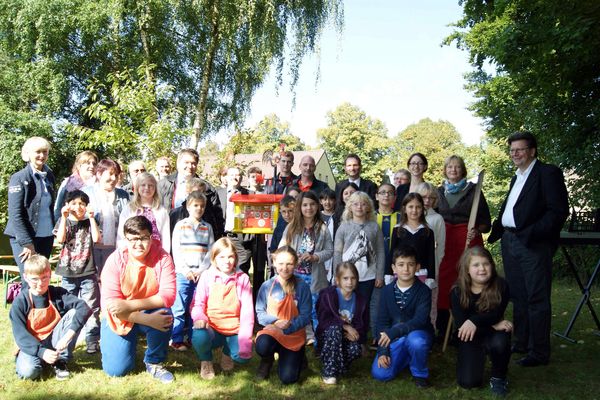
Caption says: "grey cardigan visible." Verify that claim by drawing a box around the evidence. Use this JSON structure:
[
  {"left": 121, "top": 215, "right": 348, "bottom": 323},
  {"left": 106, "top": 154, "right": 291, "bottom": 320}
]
[
  {"left": 333, "top": 220, "right": 386, "bottom": 282},
  {"left": 279, "top": 223, "right": 333, "bottom": 294}
]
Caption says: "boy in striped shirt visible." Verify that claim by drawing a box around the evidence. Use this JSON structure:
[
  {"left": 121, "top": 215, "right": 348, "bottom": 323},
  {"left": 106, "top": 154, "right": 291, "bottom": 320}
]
[{"left": 170, "top": 191, "right": 214, "bottom": 351}]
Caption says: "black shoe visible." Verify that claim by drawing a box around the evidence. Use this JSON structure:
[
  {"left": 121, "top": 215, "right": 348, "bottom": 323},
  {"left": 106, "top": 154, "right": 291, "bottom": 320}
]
[
  {"left": 53, "top": 360, "right": 70, "bottom": 380},
  {"left": 516, "top": 356, "right": 548, "bottom": 367},
  {"left": 256, "top": 357, "right": 273, "bottom": 380},
  {"left": 489, "top": 377, "right": 508, "bottom": 397},
  {"left": 511, "top": 344, "right": 527, "bottom": 354},
  {"left": 413, "top": 377, "right": 430, "bottom": 388}
]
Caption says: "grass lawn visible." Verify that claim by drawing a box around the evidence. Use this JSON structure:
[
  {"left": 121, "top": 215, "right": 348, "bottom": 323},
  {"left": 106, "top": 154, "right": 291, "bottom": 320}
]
[{"left": 1, "top": 280, "right": 599, "bottom": 400}]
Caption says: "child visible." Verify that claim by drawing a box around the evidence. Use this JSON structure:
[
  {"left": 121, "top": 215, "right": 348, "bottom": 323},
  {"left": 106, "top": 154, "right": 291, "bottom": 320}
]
[
  {"left": 279, "top": 191, "right": 333, "bottom": 345},
  {"left": 319, "top": 188, "right": 337, "bottom": 282},
  {"left": 117, "top": 172, "right": 171, "bottom": 253},
  {"left": 391, "top": 193, "right": 435, "bottom": 281},
  {"left": 316, "top": 262, "right": 368, "bottom": 384},
  {"left": 100, "top": 215, "right": 176, "bottom": 383},
  {"left": 375, "top": 183, "right": 400, "bottom": 285},
  {"left": 255, "top": 246, "right": 312, "bottom": 384},
  {"left": 371, "top": 246, "right": 434, "bottom": 387},
  {"left": 416, "top": 182, "right": 446, "bottom": 326},
  {"left": 170, "top": 191, "right": 215, "bottom": 351},
  {"left": 10, "top": 255, "right": 91, "bottom": 380},
  {"left": 54, "top": 190, "right": 102, "bottom": 354},
  {"left": 190, "top": 238, "right": 254, "bottom": 379},
  {"left": 268, "top": 195, "right": 296, "bottom": 277},
  {"left": 333, "top": 191, "right": 385, "bottom": 344},
  {"left": 451, "top": 246, "right": 512, "bottom": 397}
]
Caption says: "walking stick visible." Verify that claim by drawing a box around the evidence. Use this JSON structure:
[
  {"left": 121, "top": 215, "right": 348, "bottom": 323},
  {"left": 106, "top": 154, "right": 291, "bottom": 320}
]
[{"left": 443, "top": 171, "right": 485, "bottom": 352}]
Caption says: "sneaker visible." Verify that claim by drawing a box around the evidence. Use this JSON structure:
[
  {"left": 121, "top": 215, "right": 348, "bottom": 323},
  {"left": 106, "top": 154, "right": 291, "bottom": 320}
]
[
  {"left": 199, "top": 361, "right": 215, "bottom": 380},
  {"left": 145, "top": 363, "right": 174, "bottom": 384},
  {"left": 86, "top": 342, "right": 99, "bottom": 354},
  {"left": 322, "top": 376, "right": 337, "bottom": 385},
  {"left": 490, "top": 377, "right": 508, "bottom": 397},
  {"left": 220, "top": 354, "right": 234, "bottom": 372},
  {"left": 413, "top": 377, "right": 430, "bottom": 388},
  {"left": 170, "top": 342, "right": 188, "bottom": 352},
  {"left": 256, "top": 357, "right": 273, "bottom": 380},
  {"left": 53, "top": 361, "right": 70, "bottom": 380}
]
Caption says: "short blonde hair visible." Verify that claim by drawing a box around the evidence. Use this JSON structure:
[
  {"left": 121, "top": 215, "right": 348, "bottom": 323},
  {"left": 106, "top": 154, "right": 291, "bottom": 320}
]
[
  {"left": 185, "top": 177, "right": 207, "bottom": 193},
  {"left": 342, "top": 191, "right": 376, "bottom": 222},
  {"left": 416, "top": 182, "right": 439, "bottom": 209},
  {"left": 21, "top": 137, "right": 51, "bottom": 162},
  {"left": 443, "top": 155, "right": 467, "bottom": 180},
  {"left": 24, "top": 254, "right": 51, "bottom": 275}
]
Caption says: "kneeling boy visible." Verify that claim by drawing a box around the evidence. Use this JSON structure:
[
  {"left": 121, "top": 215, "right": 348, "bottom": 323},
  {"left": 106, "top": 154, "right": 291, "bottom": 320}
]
[
  {"left": 10, "top": 255, "right": 91, "bottom": 380},
  {"left": 371, "top": 245, "right": 434, "bottom": 387}
]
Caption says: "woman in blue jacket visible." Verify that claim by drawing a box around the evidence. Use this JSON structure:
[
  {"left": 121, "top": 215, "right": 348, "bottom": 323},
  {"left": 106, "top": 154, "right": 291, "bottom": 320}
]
[{"left": 4, "top": 137, "right": 56, "bottom": 288}]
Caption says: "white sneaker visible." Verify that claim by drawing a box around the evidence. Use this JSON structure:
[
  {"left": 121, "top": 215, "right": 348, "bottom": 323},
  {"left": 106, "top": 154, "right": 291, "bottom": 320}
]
[{"left": 323, "top": 376, "right": 337, "bottom": 385}]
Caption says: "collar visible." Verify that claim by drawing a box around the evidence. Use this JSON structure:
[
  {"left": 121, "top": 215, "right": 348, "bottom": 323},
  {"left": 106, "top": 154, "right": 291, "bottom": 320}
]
[{"left": 516, "top": 158, "right": 537, "bottom": 178}]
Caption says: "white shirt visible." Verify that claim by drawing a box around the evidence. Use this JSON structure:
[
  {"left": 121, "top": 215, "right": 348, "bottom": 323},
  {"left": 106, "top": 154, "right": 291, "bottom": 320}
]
[
  {"left": 501, "top": 159, "right": 537, "bottom": 228},
  {"left": 173, "top": 176, "right": 188, "bottom": 209},
  {"left": 348, "top": 177, "right": 361, "bottom": 187}
]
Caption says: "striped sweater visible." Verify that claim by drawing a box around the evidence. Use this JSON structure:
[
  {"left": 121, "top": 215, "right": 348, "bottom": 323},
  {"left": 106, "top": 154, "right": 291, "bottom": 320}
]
[{"left": 171, "top": 217, "right": 214, "bottom": 276}]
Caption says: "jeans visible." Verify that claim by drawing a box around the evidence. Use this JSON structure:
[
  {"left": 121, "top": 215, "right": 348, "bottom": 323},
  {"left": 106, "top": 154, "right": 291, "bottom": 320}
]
[
  {"left": 15, "top": 309, "right": 79, "bottom": 379},
  {"left": 171, "top": 273, "right": 197, "bottom": 343},
  {"left": 191, "top": 328, "right": 249, "bottom": 363},
  {"left": 9, "top": 236, "right": 54, "bottom": 290},
  {"left": 371, "top": 330, "right": 432, "bottom": 381},
  {"left": 100, "top": 308, "right": 172, "bottom": 377},
  {"left": 61, "top": 275, "right": 100, "bottom": 345},
  {"left": 255, "top": 334, "right": 305, "bottom": 384},
  {"left": 295, "top": 273, "right": 319, "bottom": 346}
]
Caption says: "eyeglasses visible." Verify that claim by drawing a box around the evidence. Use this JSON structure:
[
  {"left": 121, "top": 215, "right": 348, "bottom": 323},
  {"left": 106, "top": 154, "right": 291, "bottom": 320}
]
[
  {"left": 377, "top": 191, "right": 395, "bottom": 196},
  {"left": 408, "top": 162, "right": 425, "bottom": 167},
  {"left": 509, "top": 147, "right": 529, "bottom": 155},
  {"left": 126, "top": 236, "right": 151, "bottom": 244}
]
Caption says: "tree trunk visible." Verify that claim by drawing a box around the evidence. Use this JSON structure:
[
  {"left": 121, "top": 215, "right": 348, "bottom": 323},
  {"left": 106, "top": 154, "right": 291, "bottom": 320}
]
[{"left": 192, "top": 0, "right": 220, "bottom": 151}]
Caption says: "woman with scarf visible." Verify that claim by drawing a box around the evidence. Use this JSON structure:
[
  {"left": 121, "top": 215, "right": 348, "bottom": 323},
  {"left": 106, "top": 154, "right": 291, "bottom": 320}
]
[{"left": 435, "top": 155, "right": 491, "bottom": 337}]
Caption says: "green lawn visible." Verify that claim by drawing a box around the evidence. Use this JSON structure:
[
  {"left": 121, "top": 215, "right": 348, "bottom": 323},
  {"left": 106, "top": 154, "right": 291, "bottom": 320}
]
[{"left": 1, "top": 281, "right": 599, "bottom": 400}]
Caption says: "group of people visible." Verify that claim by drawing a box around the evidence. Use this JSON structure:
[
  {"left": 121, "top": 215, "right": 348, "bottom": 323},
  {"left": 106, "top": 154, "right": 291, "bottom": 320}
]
[{"left": 6, "top": 131, "right": 569, "bottom": 397}]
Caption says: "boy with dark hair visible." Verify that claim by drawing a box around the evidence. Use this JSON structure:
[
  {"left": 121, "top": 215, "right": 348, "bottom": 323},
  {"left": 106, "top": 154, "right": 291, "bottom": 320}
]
[
  {"left": 267, "top": 195, "right": 296, "bottom": 278},
  {"left": 10, "top": 255, "right": 91, "bottom": 380},
  {"left": 371, "top": 245, "right": 434, "bottom": 388},
  {"left": 54, "top": 189, "right": 102, "bottom": 354},
  {"left": 170, "top": 191, "right": 214, "bottom": 351}
]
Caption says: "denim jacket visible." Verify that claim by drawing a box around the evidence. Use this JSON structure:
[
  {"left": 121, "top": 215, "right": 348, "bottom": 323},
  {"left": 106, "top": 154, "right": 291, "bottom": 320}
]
[{"left": 4, "top": 165, "right": 56, "bottom": 246}]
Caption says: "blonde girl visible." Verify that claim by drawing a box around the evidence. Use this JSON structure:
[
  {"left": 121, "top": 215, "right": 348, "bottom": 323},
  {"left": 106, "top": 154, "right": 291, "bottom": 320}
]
[{"left": 117, "top": 172, "right": 170, "bottom": 253}]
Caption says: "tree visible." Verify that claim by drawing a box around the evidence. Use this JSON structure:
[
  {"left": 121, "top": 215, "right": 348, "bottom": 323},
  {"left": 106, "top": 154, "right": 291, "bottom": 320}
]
[
  {"left": 317, "top": 103, "right": 392, "bottom": 183},
  {"left": 0, "top": 0, "right": 344, "bottom": 149},
  {"left": 389, "top": 118, "right": 470, "bottom": 185},
  {"left": 446, "top": 0, "right": 600, "bottom": 206}
]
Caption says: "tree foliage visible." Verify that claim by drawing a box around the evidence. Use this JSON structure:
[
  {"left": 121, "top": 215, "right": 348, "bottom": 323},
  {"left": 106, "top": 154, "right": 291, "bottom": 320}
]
[
  {"left": 447, "top": 0, "right": 600, "bottom": 207},
  {"left": 317, "top": 102, "right": 392, "bottom": 183}
]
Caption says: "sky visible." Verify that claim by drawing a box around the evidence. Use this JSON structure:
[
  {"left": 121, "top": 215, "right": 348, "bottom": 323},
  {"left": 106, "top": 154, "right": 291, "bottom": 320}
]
[{"left": 242, "top": 0, "right": 485, "bottom": 147}]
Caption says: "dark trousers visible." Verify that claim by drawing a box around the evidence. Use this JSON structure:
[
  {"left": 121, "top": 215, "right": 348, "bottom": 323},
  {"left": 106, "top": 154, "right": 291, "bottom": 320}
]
[
  {"left": 255, "top": 334, "right": 305, "bottom": 384},
  {"left": 10, "top": 236, "right": 54, "bottom": 290},
  {"left": 457, "top": 330, "right": 511, "bottom": 388},
  {"left": 501, "top": 231, "right": 554, "bottom": 362}
]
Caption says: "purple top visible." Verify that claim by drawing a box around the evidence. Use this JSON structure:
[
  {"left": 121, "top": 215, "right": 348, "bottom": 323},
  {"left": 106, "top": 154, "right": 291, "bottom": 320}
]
[{"left": 316, "top": 285, "right": 369, "bottom": 344}]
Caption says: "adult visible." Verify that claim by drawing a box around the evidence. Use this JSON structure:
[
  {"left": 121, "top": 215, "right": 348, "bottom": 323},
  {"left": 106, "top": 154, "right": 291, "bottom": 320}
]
[
  {"left": 335, "top": 154, "right": 378, "bottom": 202},
  {"left": 53, "top": 150, "right": 98, "bottom": 221},
  {"left": 394, "top": 152, "right": 429, "bottom": 210},
  {"left": 333, "top": 182, "right": 359, "bottom": 232},
  {"left": 246, "top": 166, "right": 264, "bottom": 193},
  {"left": 216, "top": 167, "right": 252, "bottom": 273},
  {"left": 154, "top": 157, "right": 172, "bottom": 180},
  {"left": 292, "top": 155, "right": 329, "bottom": 197},
  {"left": 158, "top": 148, "right": 224, "bottom": 238},
  {"left": 435, "top": 155, "right": 491, "bottom": 335},
  {"left": 265, "top": 151, "right": 297, "bottom": 195},
  {"left": 83, "top": 159, "right": 130, "bottom": 274},
  {"left": 5, "top": 137, "right": 56, "bottom": 287},
  {"left": 100, "top": 215, "right": 176, "bottom": 383},
  {"left": 393, "top": 169, "right": 410, "bottom": 188},
  {"left": 122, "top": 160, "right": 146, "bottom": 197},
  {"left": 488, "top": 131, "right": 568, "bottom": 367}
]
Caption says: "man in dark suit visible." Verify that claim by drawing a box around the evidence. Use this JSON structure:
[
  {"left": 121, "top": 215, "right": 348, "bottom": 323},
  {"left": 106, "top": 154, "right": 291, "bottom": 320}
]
[
  {"left": 335, "top": 154, "right": 378, "bottom": 202},
  {"left": 489, "top": 131, "right": 569, "bottom": 367}
]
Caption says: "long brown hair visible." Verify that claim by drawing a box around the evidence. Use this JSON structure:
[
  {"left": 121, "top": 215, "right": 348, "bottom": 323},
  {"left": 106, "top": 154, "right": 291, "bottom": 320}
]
[
  {"left": 272, "top": 246, "right": 298, "bottom": 294},
  {"left": 285, "top": 191, "right": 323, "bottom": 244},
  {"left": 456, "top": 246, "right": 502, "bottom": 312},
  {"left": 397, "top": 192, "right": 430, "bottom": 237}
]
